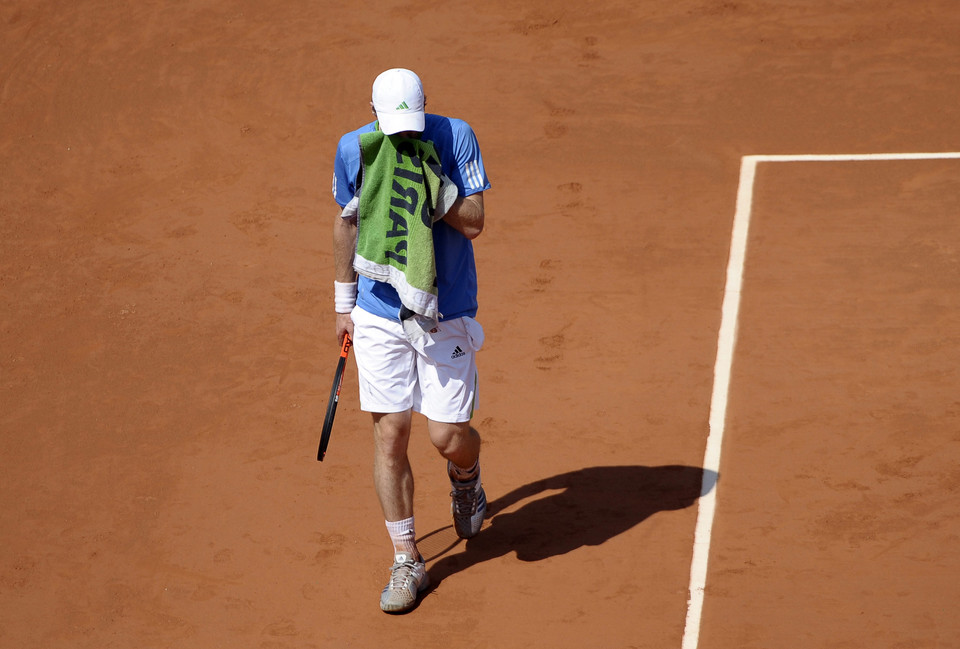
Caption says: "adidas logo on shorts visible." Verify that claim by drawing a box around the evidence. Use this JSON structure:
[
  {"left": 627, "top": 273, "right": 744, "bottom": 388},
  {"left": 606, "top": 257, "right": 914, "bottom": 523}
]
[{"left": 451, "top": 345, "right": 466, "bottom": 359}]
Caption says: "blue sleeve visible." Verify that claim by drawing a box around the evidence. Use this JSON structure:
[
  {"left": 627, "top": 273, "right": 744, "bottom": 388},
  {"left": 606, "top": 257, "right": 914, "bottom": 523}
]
[
  {"left": 452, "top": 121, "right": 491, "bottom": 196},
  {"left": 332, "top": 133, "right": 357, "bottom": 208}
]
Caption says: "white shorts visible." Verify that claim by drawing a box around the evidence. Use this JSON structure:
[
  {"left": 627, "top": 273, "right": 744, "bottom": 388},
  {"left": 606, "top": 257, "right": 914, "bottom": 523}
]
[{"left": 350, "top": 307, "right": 484, "bottom": 423}]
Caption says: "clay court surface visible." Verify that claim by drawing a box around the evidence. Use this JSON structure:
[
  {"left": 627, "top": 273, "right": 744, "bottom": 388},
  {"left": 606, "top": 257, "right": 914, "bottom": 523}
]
[{"left": 2, "top": 1, "right": 959, "bottom": 647}]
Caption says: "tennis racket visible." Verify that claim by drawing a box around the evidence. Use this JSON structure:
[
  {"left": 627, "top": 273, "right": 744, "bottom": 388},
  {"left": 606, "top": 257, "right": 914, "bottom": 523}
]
[{"left": 317, "top": 333, "right": 352, "bottom": 461}]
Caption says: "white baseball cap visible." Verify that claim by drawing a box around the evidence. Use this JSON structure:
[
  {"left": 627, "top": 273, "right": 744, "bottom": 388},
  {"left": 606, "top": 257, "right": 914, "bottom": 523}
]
[{"left": 371, "top": 68, "right": 425, "bottom": 135}]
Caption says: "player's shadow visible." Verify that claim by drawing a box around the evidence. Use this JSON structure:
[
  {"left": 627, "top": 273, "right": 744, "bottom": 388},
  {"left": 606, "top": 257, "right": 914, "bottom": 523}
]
[{"left": 422, "top": 464, "right": 716, "bottom": 587}]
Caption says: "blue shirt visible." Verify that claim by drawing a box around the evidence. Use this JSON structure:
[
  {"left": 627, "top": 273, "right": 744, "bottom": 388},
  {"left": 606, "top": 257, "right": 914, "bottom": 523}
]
[{"left": 333, "top": 114, "right": 491, "bottom": 322}]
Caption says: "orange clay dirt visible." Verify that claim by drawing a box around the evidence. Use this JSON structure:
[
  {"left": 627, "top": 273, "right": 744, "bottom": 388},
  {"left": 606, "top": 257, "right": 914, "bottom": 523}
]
[{"left": 2, "top": 2, "right": 959, "bottom": 648}]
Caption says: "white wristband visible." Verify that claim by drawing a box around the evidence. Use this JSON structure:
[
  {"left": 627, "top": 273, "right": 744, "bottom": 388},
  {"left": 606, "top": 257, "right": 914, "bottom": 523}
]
[{"left": 334, "top": 281, "right": 357, "bottom": 313}]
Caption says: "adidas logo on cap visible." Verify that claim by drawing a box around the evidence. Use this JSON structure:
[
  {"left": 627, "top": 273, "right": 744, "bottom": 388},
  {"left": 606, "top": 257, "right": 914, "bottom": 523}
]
[{"left": 395, "top": 101, "right": 410, "bottom": 111}]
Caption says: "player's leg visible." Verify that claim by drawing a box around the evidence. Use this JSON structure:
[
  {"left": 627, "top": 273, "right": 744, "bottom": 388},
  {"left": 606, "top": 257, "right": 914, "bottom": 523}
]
[
  {"left": 351, "top": 307, "right": 428, "bottom": 612},
  {"left": 414, "top": 316, "right": 487, "bottom": 539},
  {"left": 427, "top": 419, "right": 485, "bottom": 538},
  {"left": 372, "top": 409, "right": 430, "bottom": 613},
  {"left": 372, "top": 410, "right": 415, "bottom": 525}
]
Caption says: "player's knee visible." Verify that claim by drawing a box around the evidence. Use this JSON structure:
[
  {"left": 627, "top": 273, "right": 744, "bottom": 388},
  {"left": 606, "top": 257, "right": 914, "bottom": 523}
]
[
  {"left": 373, "top": 413, "right": 411, "bottom": 451},
  {"left": 428, "top": 420, "right": 477, "bottom": 456}
]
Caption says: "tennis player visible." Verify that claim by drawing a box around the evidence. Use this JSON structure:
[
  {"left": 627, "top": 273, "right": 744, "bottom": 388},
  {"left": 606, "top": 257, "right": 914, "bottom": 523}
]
[{"left": 331, "top": 68, "right": 491, "bottom": 613}]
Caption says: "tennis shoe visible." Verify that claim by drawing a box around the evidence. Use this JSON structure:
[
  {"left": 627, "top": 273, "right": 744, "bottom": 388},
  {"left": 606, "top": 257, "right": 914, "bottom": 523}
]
[
  {"left": 450, "top": 473, "right": 486, "bottom": 539},
  {"left": 379, "top": 553, "right": 429, "bottom": 613}
]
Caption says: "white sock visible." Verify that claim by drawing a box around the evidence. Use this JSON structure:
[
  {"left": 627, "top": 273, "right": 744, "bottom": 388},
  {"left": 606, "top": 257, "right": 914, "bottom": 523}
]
[
  {"left": 385, "top": 517, "right": 419, "bottom": 560},
  {"left": 448, "top": 459, "right": 480, "bottom": 484}
]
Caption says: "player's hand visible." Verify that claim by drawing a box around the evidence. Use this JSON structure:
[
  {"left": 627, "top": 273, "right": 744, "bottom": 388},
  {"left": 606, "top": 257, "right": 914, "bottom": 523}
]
[{"left": 336, "top": 312, "right": 354, "bottom": 346}]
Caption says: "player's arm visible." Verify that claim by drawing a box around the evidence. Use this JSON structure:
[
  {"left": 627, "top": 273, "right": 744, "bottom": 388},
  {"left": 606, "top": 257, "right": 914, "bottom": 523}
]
[
  {"left": 439, "top": 192, "right": 484, "bottom": 240},
  {"left": 331, "top": 139, "right": 361, "bottom": 343},
  {"left": 333, "top": 207, "right": 358, "bottom": 343},
  {"left": 436, "top": 119, "right": 488, "bottom": 240}
]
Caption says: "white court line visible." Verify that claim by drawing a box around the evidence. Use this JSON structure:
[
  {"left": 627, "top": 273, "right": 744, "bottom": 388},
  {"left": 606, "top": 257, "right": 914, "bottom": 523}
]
[
  {"left": 750, "top": 152, "right": 960, "bottom": 162},
  {"left": 680, "top": 151, "right": 960, "bottom": 649}
]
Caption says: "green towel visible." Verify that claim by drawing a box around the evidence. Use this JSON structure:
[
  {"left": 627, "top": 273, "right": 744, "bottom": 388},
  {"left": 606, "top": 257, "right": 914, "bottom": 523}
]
[{"left": 353, "top": 130, "right": 444, "bottom": 320}]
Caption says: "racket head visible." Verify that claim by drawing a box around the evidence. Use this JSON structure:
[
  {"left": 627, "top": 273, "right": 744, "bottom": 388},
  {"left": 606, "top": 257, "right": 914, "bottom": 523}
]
[{"left": 317, "top": 368, "right": 342, "bottom": 460}]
